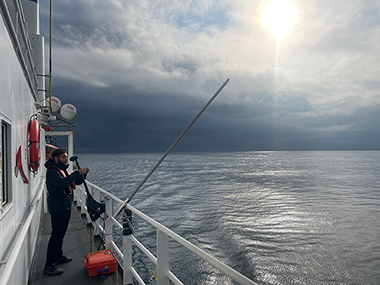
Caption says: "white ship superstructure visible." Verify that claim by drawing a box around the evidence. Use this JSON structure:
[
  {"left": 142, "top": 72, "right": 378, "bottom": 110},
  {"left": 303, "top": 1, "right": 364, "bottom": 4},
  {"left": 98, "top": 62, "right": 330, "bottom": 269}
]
[{"left": 0, "top": 0, "right": 46, "bottom": 284}]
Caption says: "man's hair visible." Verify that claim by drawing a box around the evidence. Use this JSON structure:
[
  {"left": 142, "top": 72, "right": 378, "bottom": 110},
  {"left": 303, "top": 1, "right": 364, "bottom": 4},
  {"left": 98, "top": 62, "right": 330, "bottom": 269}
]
[{"left": 51, "top": 148, "right": 67, "bottom": 159}]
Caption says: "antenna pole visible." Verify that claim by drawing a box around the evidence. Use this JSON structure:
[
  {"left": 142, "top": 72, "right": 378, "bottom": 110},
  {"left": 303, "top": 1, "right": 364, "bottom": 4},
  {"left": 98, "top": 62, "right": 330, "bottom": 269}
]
[
  {"left": 48, "top": 0, "right": 53, "bottom": 112},
  {"left": 114, "top": 78, "right": 230, "bottom": 218}
]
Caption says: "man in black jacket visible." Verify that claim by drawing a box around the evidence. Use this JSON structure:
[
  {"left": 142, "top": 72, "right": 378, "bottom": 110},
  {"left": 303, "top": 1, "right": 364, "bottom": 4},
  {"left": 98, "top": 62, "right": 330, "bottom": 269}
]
[{"left": 43, "top": 148, "right": 90, "bottom": 275}]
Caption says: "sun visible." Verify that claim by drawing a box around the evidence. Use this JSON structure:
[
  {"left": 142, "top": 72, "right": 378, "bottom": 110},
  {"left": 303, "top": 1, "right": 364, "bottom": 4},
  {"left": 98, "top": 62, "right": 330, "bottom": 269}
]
[{"left": 261, "top": 0, "right": 297, "bottom": 41}]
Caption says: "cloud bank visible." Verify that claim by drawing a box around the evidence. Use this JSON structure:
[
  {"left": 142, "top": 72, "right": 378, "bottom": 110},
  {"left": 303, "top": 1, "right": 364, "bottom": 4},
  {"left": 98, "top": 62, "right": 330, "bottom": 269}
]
[{"left": 39, "top": 0, "right": 380, "bottom": 152}]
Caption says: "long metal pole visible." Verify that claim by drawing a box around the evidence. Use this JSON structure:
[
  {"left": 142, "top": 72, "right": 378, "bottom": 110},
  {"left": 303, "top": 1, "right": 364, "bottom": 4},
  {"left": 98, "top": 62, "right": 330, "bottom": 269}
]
[
  {"left": 48, "top": 0, "right": 52, "bottom": 112},
  {"left": 114, "top": 78, "right": 230, "bottom": 218}
]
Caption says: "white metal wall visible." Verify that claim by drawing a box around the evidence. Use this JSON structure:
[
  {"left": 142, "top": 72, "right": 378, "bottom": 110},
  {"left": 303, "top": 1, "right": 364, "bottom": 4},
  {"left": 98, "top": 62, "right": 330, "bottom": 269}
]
[{"left": 0, "top": 7, "right": 45, "bottom": 285}]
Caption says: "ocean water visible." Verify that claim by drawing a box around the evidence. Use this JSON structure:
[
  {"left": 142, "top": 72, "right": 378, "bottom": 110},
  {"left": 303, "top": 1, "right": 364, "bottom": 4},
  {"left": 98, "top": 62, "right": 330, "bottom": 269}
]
[{"left": 78, "top": 151, "right": 380, "bottom": 285}]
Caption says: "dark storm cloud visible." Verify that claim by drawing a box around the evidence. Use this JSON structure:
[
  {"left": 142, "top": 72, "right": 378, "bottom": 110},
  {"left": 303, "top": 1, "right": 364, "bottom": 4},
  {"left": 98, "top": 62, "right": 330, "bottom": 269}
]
[
  {"left": 40, "top": 0, "right": 380, "bottom": 152},
  {"left": 51, "top": 77, "right": 380, "bottom": 153}
]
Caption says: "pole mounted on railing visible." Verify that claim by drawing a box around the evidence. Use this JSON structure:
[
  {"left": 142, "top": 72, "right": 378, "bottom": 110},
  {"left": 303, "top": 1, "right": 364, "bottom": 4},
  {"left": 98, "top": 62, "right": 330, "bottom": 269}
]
[
  {"left": 114, "top": 78, "right": 230, "bottom": 218},
  {"left": 70, "top": 156, "right": 105, "bottom": 221}
]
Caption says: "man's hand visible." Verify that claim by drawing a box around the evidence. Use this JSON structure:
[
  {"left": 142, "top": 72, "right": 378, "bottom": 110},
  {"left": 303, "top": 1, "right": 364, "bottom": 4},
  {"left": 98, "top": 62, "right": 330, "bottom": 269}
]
[{"left": 78, "top": 167, "right": 90, "bottom": 175}]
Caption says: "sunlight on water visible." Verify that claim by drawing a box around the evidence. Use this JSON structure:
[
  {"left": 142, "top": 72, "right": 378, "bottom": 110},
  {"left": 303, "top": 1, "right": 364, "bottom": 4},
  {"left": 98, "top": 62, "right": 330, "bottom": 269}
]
[{"left": 79, "top": 151, "right": 380, "bottom": 284}]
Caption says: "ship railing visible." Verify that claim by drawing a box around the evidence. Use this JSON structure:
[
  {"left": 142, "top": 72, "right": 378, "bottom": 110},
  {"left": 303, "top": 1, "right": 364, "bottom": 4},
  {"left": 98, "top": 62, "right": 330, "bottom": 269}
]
[
  {"left": 0, "top": 0, "right": 39, "bottom": 99},
  {"left": 74, "top": 181, "right": 257, "bottom": 285}
]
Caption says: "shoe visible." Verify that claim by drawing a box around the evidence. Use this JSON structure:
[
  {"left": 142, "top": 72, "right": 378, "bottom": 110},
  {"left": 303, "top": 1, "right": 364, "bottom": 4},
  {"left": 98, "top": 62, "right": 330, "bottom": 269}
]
[
  {"left": 54, "top": 255, "right": 73, "bottom": 265},
  {"left": 43, "top": 265, "right": 63, "bottom": 275}
]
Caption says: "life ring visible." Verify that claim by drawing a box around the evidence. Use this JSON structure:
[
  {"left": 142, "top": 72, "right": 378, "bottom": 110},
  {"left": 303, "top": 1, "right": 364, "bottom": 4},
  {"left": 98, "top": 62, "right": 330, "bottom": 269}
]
[{"left": 29, "top": 116, "right": 41, "bottom": 172}]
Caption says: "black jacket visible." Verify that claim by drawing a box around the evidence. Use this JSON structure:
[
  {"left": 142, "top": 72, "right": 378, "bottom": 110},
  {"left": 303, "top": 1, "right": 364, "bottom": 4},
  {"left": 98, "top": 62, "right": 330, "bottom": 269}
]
[{"left": 45, "top": 158, "right": 86, "bottom": 213}]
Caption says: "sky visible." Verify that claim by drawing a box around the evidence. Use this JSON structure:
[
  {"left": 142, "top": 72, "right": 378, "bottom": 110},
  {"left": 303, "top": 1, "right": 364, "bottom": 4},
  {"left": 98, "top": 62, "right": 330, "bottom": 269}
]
[{"left": 38, "top": 0, "right": 380, "bottom": 153}]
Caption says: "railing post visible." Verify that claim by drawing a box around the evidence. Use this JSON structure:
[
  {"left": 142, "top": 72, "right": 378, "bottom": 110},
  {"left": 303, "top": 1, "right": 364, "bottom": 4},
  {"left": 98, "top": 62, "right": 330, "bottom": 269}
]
[
  {"left": 43, "top": 183, "right": 48, "bottom": 213},
  {"left": 104, "top": 196, "right": 113, "bottom": 250},
  {"left": 157, "top": 229, "right": 170, "bottom": 285},
  {"left": 73, "top": 186, "right": 78, "bottom": 202},
  {"left": 80, "top": 185, "right": 86, "bottom": 215},
  {"left": 93, "top": 186, "right": 101, "bottom": 236},
  {"left": 123, "top": 235, "right": 133, "bottom": 285},
  {"left": 74, "top": 187, "right": 80, "bottom": 206},
  {"left": 85, "top": 184, "right": 92, "bottom": 224},
  {"left": 123, "top": 209, "right": 133, "bottom": 285}
]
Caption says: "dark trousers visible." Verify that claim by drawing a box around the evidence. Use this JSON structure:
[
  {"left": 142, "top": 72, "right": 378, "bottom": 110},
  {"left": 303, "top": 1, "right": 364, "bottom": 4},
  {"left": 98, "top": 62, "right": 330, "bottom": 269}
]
[{"left": 45, "top": 210, "right": 71, "bottom": 267}]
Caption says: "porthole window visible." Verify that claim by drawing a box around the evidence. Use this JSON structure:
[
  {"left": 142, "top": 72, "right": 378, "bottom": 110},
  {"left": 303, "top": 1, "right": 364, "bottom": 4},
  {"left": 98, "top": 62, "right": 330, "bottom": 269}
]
[{"left": 1, "top": 120, "right": 12, "bottom": 208}]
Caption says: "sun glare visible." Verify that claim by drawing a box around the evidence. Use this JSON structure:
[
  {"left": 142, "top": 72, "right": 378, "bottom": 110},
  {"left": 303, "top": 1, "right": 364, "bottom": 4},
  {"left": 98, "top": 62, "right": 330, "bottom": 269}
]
[{"left": 261, "top": 0, "right": 297, "bottom": 41}]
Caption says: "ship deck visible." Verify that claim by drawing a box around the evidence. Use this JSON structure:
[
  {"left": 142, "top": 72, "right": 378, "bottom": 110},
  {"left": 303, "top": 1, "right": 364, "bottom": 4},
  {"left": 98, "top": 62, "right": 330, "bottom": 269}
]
[{"left": 28, "top": 202, "right": 123, "bottom": 285}]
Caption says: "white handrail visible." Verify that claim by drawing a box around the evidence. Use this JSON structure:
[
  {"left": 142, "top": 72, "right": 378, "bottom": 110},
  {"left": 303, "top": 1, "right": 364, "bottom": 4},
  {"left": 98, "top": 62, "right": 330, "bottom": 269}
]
[
  {"left": 84, "top": 181, "right": 257, "bottom": 285},
  {"left": 128, "top": 205, "right": 257, "bottom": 285},
  {"left": 130, "top": 235, "right": 157, "bottom": 265},
  {"left": 88, "top": 182, "right": 123, "bottom": 203}
]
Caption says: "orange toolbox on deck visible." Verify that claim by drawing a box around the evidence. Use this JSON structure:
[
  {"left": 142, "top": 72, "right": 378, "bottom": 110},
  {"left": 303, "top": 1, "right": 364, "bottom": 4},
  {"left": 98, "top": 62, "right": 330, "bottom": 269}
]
[{"left": 84, "top": 250, "right": 117, "bottom": 277}]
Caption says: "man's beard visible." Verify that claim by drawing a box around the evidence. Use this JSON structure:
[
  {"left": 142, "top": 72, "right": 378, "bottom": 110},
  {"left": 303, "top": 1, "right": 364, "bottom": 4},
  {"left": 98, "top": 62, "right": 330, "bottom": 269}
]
[{"left": 58, "top": 161, "right": 68, "bottom": 168}]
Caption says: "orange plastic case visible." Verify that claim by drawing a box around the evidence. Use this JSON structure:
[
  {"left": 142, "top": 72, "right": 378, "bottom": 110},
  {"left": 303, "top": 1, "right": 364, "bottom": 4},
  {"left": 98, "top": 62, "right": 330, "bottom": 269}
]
[{"left": 84, "top": 250, "right": 117, "bottom": 277}]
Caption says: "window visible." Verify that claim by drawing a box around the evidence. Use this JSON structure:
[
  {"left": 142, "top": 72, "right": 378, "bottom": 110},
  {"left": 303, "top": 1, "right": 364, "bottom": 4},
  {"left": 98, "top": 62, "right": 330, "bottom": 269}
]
[{"left": 1, "top": 121, "right": 11, "bottom": 208}]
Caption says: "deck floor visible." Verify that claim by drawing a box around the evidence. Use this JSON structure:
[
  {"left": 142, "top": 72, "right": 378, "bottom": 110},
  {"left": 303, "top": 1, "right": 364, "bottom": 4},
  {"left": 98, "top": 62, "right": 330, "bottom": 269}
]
[{"left": 28, "top": 203, "right": 123, "bottom": 285}]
